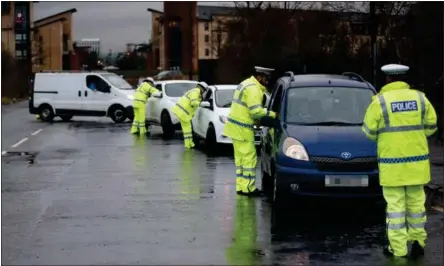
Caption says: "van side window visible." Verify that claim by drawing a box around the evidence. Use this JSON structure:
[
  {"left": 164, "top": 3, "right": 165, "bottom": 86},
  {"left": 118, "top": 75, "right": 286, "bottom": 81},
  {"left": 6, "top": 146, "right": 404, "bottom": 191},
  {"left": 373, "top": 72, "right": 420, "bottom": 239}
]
[{"left": 86, "top": 75, "right": 110, "bottom": 93}]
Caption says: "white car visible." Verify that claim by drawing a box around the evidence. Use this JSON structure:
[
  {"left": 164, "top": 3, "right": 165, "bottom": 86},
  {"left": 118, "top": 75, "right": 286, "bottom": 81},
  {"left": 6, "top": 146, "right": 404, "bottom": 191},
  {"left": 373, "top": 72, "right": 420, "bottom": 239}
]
[
  {"left": 146, "top": 80, "right": 198, "bottom": 138},
  {"left": 192, "top": 85, "right": 270, "bottom": 148}
]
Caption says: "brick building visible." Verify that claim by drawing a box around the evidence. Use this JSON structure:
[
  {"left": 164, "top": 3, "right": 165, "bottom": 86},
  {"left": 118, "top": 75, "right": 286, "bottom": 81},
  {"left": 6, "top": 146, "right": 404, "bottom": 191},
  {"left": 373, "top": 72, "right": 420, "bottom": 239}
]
[
  {"left": 31, "top": 8, "right": 77, "bottom": 72},
  {"left": 1, "top": 3, "right": 78, "bottom": 72},
  {"left": 147, "top": 2, "right": 198, "bottom": 74}
]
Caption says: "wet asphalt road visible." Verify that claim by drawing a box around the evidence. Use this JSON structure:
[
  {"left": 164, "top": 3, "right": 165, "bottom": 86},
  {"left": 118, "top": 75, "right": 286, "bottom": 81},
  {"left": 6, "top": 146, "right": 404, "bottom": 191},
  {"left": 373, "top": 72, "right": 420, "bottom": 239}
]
[{"left": 2, "top": 103, "right": 443, "bottom": 265}]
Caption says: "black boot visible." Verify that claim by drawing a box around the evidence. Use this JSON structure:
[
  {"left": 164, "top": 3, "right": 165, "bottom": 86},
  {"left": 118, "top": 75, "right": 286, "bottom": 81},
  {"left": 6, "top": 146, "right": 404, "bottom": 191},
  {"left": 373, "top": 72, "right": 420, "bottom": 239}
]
[
  {"left": 383, "top": 246, "right": 394, "bottom": 257},
  {"left": 237, "top": 189, "right": 263, "bottom": 197},
  {"left": 246, "top": 189, "right": 264, "bottom": 197},
  {"left": 410, "top": 241, "right": 425, "bottom": 258}
]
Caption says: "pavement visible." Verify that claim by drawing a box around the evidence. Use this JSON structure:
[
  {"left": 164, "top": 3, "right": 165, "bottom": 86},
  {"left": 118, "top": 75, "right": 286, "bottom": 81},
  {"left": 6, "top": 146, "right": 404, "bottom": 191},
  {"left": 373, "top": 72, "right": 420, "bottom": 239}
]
[{"left": 1, "top": 101, "right": 443, "bottom": 265}]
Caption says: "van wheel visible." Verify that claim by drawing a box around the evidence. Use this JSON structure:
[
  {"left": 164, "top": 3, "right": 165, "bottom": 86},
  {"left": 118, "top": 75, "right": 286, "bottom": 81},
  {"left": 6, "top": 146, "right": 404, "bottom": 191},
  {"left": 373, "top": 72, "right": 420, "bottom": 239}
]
[
  {"left": 60, "top": 115, "right": 73, "bottom": 122},
  {"left": 161, "top": 111, "right": 175, "bottom": 139},
  {"left": 110, "top": 105, "right": 127, "bottom": 123},
  {"left": 39, "top": 104, "right": 54, "bottom": 122}
]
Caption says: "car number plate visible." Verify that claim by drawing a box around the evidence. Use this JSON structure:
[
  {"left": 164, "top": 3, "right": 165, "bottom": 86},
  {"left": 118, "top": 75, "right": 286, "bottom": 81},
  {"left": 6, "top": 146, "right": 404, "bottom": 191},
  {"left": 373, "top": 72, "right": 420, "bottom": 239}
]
[{"left": 325, "top": 175, "right": 369, "bottom": 187}]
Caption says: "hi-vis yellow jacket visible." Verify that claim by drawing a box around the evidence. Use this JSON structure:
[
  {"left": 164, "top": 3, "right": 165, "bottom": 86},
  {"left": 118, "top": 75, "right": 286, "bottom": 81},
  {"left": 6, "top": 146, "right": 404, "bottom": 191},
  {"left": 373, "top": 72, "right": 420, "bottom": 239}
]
[
  {"left": 133, "top": 82, "right": 159, "bottom": 107},
  {"left": 362, "top": 81, "right": 437, "bottom": 186},
  {"left": 172, "top": 87, "right": 202, "bottom": 121},
  {"left": 223, "top": 76, "right": 276, "bottom": 142}
]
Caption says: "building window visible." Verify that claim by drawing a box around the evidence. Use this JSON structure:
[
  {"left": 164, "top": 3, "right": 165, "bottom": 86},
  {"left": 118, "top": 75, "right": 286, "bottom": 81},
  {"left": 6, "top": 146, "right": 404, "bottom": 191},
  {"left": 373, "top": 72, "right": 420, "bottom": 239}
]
[
  {"left": 204, "top": 35, "right": 209, "bottom": 43},
  {"left": 14, "top": 5, "right": 28, "bottom": 31},
  {"left": 15, "top": 33, "right": 27, "bottom": 43},
  {"left": 350, "top": 22, "right": 369, "bottom": 35},
  {"left": 205, "top": 49, "right": 210, "bottom": 56},
  {"left": 168, "top": 21, "right": 179, "bottom": 27},
  {"left": 15, "top": 49, "right": 27, "bottom": 59},
  {"left": 204, "top": 22, "right": 209, "bottom": 31}
]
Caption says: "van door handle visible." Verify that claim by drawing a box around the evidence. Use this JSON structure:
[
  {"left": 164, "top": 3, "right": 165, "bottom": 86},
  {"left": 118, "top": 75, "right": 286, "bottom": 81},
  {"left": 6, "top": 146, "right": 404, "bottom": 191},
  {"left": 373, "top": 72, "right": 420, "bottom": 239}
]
[
  {"left": 78, "top": 90, "right": 81, "bottom": 97},
  {"left": 84, "top": 90, "right": 88, "bottom": 97}
]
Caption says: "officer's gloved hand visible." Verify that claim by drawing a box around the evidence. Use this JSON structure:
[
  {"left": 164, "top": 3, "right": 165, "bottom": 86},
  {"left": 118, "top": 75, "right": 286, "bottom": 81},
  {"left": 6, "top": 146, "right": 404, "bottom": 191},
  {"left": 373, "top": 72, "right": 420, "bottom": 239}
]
[
  {"left": 259, "top": 115, "right": 279, "bottom": 128},
  {"left": 268, "top": 111, "right": 277, "bottom": 119}
]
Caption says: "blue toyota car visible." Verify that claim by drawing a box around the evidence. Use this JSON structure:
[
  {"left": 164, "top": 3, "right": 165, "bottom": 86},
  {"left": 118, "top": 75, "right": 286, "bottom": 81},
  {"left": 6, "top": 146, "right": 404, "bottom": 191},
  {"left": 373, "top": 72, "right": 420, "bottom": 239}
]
[{"left": 260, "top": 72, "right": 382, "bottom": 204}]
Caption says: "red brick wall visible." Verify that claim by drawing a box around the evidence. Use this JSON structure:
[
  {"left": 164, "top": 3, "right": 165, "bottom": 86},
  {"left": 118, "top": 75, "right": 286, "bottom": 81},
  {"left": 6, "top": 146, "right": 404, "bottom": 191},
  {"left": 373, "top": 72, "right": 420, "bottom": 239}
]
[
  {"left": 163, "top": 1, "right": 197, "bottom": 74},
  {"left": 69, "top": 51, "right": 79, "bottom": 70},
  {"left": 146, "top": 50, "right": 153, "bottom": 72}
]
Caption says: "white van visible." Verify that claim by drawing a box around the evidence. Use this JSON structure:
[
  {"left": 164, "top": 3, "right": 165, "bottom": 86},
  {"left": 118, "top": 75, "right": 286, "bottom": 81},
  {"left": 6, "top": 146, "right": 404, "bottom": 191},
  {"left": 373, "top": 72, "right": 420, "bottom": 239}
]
[{"left": 29, "top": 71, "right": 135, "bottom": 123}]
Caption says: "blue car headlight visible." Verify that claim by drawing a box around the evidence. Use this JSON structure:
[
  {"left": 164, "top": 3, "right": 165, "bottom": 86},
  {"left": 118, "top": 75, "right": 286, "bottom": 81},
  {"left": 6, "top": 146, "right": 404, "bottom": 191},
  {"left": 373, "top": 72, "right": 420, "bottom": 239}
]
[{"left": 283, "top": 137, "right": 309, "bottom": 161}]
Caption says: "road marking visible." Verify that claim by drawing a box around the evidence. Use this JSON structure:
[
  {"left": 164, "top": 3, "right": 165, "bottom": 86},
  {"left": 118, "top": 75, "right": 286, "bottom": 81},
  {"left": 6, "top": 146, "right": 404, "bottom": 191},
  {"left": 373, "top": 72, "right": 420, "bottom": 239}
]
[
  {"left": 31, "top": 129, "right": 43, "bottom": 136},
  {"left": 2, "top": 151, "right": 7, "bottom": 155},
  {"left": 11, "top": 137, "right": 28, "bottom": 148}
]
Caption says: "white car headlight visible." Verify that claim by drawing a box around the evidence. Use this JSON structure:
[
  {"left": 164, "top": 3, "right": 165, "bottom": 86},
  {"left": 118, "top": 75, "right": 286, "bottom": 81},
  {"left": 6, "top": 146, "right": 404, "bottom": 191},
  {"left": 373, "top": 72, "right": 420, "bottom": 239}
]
[
  {"left": 127, "top": 95, "right": 134, "bottom": 100},
  {"left": 283, "top": 137, "right": 309, "bottom": 161},
  {"left": 219, "top": 115, "right": 227, "bottom": 124}
]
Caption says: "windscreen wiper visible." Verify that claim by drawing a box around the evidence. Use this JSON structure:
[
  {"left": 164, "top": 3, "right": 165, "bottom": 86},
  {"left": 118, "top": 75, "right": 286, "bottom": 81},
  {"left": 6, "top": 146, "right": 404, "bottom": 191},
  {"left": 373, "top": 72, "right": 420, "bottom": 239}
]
[{"left": 295, "top": 121, "right": 363, "bottom": 126}]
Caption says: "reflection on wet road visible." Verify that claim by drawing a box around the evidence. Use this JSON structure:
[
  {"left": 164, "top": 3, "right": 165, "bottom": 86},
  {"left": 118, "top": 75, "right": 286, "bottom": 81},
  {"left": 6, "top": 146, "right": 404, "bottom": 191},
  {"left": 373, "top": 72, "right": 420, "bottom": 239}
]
[{"left": 1, "top": 118, "right": 443, "bottom": 265}]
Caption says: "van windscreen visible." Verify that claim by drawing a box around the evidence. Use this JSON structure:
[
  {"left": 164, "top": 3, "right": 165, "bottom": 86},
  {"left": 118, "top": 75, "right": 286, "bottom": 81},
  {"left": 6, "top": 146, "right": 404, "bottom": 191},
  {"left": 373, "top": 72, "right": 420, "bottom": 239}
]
[{"left": 102, "top": 74, "right": 133, "bottom": 90}]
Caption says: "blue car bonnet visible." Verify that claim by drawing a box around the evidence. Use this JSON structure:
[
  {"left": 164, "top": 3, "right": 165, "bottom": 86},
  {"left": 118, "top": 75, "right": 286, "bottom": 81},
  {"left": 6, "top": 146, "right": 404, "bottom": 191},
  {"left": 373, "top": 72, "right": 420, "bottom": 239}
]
[{"left": 284, "top": 124, "right": 377, "bottom": 158}]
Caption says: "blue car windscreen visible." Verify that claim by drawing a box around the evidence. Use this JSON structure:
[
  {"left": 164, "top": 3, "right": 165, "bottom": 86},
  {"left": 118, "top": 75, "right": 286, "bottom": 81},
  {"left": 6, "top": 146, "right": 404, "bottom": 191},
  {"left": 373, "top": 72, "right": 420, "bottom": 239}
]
[{"left": 285, "top": 87, "right": 374, "bottom": 125}]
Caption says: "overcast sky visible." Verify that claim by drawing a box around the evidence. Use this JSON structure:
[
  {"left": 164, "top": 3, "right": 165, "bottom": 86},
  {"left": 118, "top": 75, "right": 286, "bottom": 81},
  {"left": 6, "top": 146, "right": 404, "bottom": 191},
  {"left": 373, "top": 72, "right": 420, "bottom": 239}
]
[{"left": 33, "top": 1, "right": 231, "bottom": 53}]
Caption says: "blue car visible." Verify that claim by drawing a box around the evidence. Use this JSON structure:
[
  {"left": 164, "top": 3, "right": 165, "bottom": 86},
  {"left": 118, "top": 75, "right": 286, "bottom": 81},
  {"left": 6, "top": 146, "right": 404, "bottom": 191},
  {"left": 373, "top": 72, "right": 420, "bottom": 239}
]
[{"left": 260, "top": 72, "right": 382, "bottom": 203}]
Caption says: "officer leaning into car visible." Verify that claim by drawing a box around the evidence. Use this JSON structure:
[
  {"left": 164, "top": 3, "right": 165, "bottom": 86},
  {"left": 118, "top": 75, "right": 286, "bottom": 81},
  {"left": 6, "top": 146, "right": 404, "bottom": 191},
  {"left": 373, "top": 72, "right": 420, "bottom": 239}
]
[
  {"left": 172, "top": 81, "right": 208, "bottom": 149},
  {"left": 223, "top": 66, "right": 277, "bottom": 197},
  {"left": 362, "top": 64, "right": 437, "bottom": 259},
  {"left": 131, "top": 77, "right": 159, "bottom": 136}
]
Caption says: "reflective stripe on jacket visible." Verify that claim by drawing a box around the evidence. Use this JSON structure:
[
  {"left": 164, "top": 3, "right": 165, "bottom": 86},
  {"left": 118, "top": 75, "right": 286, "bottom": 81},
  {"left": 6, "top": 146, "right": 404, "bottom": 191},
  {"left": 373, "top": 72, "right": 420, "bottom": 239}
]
[
  {"left": 133, "top": 82, "right": 159, "bottom": 107},
  {"left": 362, "top": 81, "right": 437, "bottom": 186},
  {"left": 223, "top": 76, "right": 276, "bottom": 142},
  {"left": 171, "top": 87, "right": 201, "bottom": 121}
]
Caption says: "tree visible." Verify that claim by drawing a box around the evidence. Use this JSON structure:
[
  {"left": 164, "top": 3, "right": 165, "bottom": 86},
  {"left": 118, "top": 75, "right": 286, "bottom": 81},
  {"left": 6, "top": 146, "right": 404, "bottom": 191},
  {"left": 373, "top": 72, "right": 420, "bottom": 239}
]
[
  {"left": 216, "top": 1, "right": 315, "bottom": 82},
  {"left": 115, "top": 49, "right": 147, "bottom": 71},
  {"left": 31, "top": 28, "right": 46, "bottom": 71},
  {"left": 105, "top": 49, "right": 114, "bottom": 66},
  {"left": 210, "top": 19, "right": 225, "bottom": 59}
]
